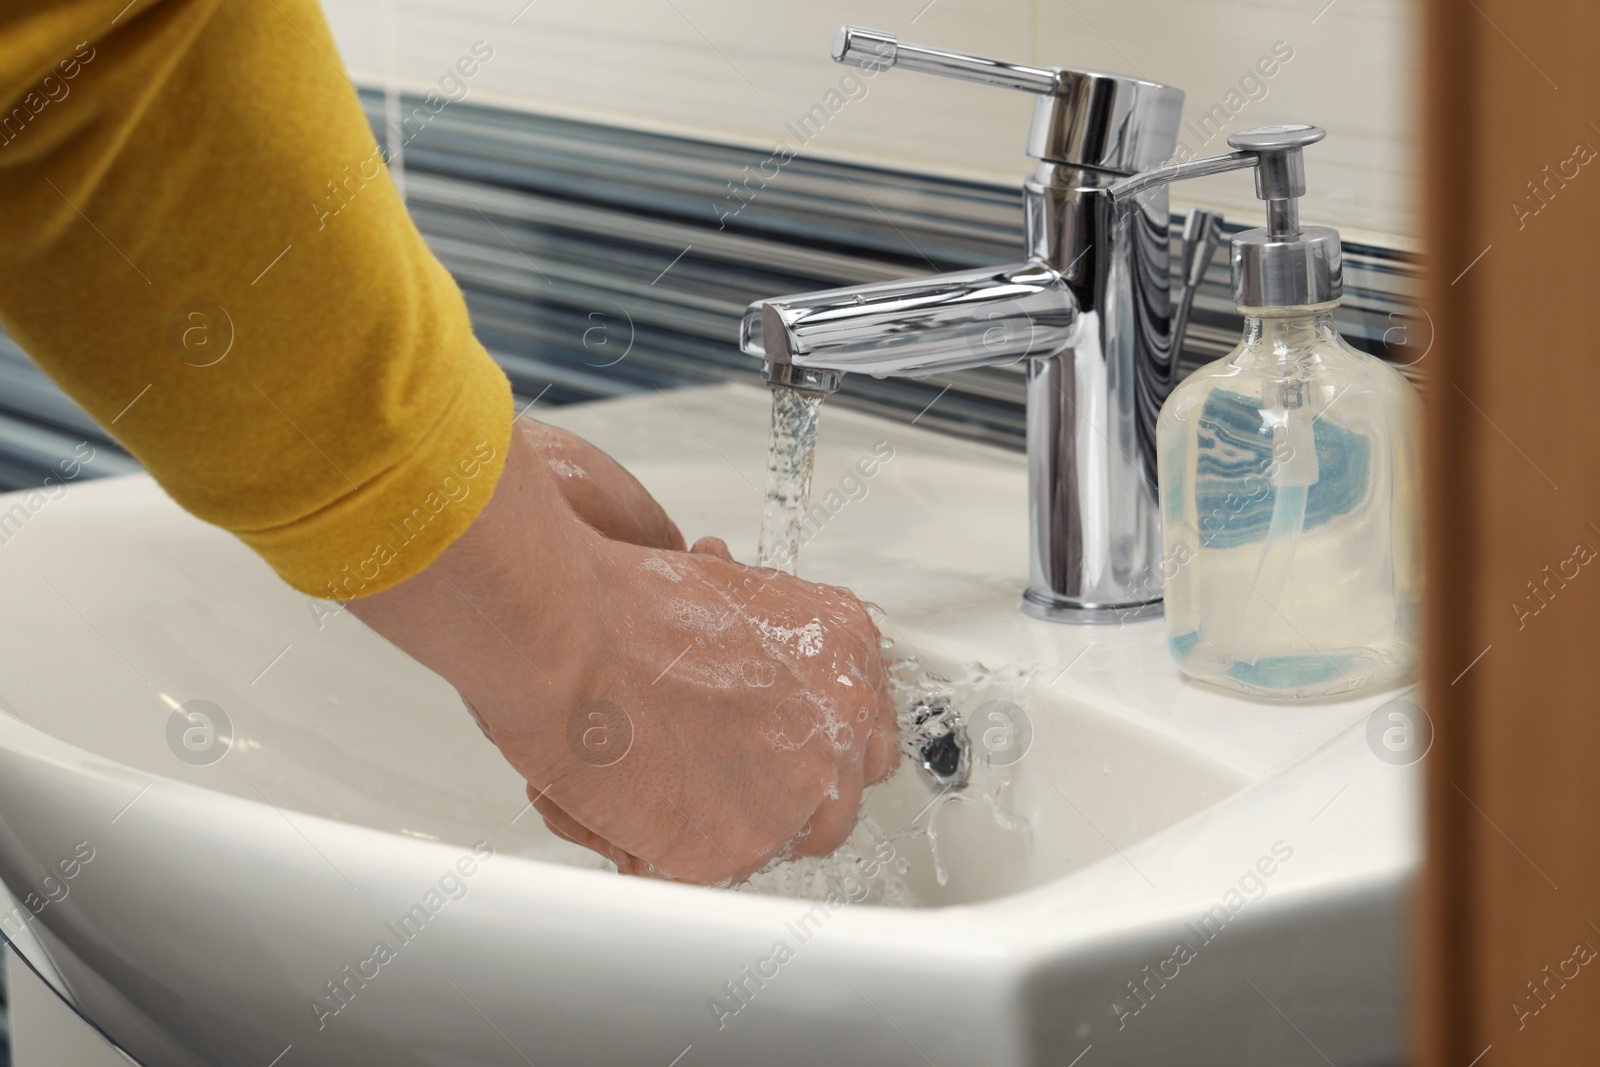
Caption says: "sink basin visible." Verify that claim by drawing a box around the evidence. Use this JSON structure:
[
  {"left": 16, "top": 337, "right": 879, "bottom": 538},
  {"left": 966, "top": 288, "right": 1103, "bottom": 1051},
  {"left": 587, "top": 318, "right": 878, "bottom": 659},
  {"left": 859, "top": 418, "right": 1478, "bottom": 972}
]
[{"left": 0, "top": 383, "right": 1417, "bottom": 1065}]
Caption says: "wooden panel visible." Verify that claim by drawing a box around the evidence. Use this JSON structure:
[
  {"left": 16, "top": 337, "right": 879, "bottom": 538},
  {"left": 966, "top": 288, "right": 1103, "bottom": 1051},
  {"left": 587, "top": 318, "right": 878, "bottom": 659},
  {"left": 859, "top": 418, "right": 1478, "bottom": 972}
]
[{"left": 1420, "top": 0, "right": 1600, "bottom": 1062}]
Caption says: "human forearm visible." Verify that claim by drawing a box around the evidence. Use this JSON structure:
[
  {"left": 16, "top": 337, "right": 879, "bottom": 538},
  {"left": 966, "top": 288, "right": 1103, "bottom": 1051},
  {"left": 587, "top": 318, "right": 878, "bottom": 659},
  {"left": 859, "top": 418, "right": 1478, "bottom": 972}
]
[
  {"left": 347, "top": 422, "right": 607, "bottom": 737},
  {"left": 0, "top": 0, "right": 512, "bottom": 597}
]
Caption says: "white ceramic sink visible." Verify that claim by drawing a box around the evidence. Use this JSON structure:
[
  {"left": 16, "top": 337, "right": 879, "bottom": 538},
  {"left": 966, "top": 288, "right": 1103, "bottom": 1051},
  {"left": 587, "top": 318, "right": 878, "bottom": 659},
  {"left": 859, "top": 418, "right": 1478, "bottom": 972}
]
[{"left": 0, "top": 383, "right": 1417, "bottom": 1065}]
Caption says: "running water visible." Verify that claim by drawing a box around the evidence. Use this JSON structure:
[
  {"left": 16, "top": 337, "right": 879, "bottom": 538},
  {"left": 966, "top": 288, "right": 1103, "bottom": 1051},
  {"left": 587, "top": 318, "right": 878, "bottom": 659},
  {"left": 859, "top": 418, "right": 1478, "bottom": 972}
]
[
  {"left": 755, "top": 386, "right": 974, "bottom": 791},
  {"left": 756, "top": 386, "right": 824, "bottom": 574},
  {"left": 740, "top": 655, "right": 1036, "bottom": 907},
  {"left": 741, "top": 384, "right": 1028, "bottom": 907},
  {"left": 742, "top": 813, "right": 920, "bottom": 907},
  {"left": 883, "top": 655, "right": 1034, "bottom": 889}
]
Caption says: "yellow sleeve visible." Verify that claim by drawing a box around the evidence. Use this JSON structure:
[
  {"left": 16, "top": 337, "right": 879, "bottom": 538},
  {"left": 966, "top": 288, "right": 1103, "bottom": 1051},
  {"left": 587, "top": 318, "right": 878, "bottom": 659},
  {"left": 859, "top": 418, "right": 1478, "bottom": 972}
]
[{"left": 0, "top": 0, "right": 513, "bottom": 599}]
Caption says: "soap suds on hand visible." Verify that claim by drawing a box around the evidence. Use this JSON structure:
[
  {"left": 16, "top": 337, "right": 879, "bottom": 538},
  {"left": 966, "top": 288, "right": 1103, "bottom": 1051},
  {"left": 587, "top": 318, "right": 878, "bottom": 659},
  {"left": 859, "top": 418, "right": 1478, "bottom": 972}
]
[
  {"left": 754, "top": 617, "right": 824, "bottom": 658},
  {"left": 641, "top": 556, "right": 684, "bottom": 582}
]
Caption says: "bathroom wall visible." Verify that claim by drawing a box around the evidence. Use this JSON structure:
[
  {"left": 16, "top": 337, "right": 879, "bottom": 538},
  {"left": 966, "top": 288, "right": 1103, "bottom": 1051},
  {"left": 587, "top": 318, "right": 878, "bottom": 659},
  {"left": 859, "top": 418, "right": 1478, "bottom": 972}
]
[{"left": 321, "top": 0, "right": 1417, "bottom": 246}]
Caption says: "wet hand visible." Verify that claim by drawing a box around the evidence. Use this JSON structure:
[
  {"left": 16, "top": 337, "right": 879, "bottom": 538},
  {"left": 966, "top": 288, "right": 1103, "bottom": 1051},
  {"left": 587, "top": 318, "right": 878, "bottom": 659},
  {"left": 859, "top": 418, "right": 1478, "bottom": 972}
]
[
  {"left": 350, "top": 422, "right": 900, "bottom": 886},
  {"left": 509, "top": 533, "right": 902, "bottom": 883},
  {"left": 517, "top": 418, "right": 685, "bottom": 552}
]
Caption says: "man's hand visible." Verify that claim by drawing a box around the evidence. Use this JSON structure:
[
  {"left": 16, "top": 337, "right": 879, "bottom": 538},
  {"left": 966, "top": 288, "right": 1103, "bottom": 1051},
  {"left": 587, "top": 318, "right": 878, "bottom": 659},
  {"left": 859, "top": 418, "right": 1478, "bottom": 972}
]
[
  {"left": 518, "top": 419, "right": 685, "bottom": 552},
  {"left": 349, "top": 419, "right": 899, "bottom": 884}
]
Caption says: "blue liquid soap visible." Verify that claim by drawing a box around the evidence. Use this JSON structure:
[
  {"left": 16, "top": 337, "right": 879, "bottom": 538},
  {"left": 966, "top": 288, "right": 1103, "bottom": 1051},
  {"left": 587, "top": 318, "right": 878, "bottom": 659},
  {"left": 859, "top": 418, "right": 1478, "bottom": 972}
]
[{"left": 1158, "top": 303, "right": 1421, "bottom": 700}]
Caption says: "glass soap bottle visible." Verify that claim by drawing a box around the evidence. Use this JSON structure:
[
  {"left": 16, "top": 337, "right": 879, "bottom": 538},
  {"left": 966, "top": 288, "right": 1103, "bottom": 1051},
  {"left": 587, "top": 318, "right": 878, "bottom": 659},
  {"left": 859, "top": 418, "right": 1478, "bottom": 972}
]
[{"left": 1138, "top": 126, "right": 1421, "bottom": 699}]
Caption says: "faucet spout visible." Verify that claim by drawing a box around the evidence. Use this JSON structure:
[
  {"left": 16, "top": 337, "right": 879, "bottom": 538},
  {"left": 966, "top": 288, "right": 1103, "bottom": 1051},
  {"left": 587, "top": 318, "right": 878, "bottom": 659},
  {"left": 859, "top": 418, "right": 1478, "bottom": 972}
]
[
  {"left": 737, "top": 25, "right": 1206, "bottom": 624},
  {"left": 739, "top": 261, "right": 1077, "bottom": 379}
]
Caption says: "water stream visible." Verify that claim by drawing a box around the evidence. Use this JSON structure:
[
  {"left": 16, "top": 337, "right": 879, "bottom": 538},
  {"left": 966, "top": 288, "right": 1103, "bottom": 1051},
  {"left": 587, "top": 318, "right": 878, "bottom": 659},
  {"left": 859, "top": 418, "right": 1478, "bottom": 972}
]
[
  {"left": 740, "top": 386, "right": 1033, "bottom": 907},
  {"left": 756, "top": 385, "right": 824, "bottom": 574},
  {"left": 740, "top": 657, "right": 1036, "bottom": 907}
]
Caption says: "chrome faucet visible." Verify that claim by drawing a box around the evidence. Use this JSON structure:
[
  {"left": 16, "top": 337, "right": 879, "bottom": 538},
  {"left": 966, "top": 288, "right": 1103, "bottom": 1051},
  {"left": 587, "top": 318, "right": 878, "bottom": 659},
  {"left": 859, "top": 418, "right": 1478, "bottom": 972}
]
[{"left": 740, "top": 26, "right": 1225, "bottom": 622}]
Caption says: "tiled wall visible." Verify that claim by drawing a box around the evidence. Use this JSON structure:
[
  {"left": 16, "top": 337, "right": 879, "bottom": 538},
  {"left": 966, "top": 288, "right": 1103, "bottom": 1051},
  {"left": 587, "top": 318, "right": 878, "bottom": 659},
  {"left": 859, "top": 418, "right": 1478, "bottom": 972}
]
[{"left": 321, "top": 0, "right": 1417, "bottom": 245}]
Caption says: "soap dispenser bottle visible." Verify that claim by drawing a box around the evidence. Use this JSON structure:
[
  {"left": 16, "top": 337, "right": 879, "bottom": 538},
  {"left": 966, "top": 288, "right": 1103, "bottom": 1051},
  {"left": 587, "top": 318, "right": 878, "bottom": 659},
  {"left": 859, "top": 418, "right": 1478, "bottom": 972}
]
[{"left": 1111, "top": 126, "right": 1421, "bottom": 699}]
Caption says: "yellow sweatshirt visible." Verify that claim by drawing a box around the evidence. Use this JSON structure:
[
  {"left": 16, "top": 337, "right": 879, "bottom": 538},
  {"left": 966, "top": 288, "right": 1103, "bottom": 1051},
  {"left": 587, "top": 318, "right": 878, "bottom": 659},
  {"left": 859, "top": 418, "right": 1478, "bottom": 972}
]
[{"left": 0, "top": 0, "right": 513, "bottom": 599}]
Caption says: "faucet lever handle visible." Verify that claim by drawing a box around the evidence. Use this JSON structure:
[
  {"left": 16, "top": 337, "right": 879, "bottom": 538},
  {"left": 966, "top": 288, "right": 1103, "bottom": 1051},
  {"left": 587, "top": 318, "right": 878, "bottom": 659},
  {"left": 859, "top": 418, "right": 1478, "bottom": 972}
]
[
  {"left": 832, "top": 24, "right": 1185, "bottom": 173},
  {"left": 832, "top": 25, "right": 1058, "bottom": 95}
]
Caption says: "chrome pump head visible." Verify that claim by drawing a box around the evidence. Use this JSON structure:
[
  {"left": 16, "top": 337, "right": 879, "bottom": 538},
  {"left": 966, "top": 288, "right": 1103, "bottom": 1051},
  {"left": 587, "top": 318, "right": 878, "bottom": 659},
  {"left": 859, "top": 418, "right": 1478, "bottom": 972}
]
[{"left": 1107, "top": 124, "right": 1341, "bottom": 308}]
